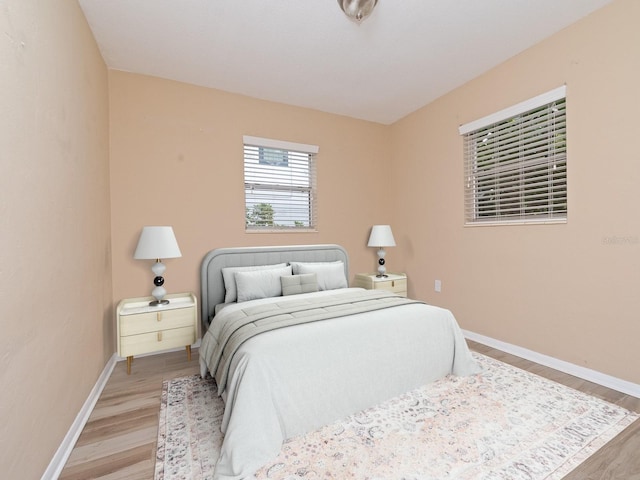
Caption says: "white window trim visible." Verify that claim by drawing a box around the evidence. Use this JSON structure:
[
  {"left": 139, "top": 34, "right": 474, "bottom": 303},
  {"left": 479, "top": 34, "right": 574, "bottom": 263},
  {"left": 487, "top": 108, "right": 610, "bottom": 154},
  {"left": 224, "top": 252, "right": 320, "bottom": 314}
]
[
  {"left": 243, "top": 135, "right": 319, "bottom": 155},
  {"left": 459, "top": 86, "right": 566, "bottom": 135}
]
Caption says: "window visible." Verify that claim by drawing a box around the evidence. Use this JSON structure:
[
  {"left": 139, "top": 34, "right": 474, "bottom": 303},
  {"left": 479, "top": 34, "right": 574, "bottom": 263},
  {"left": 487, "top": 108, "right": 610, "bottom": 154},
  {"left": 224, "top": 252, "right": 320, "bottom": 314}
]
[
  {"left": 243, "top": 135, "right": 318, "bottom": 231},
  {"left": 459, "top": 86, "right": 567, "bottom": 225}
]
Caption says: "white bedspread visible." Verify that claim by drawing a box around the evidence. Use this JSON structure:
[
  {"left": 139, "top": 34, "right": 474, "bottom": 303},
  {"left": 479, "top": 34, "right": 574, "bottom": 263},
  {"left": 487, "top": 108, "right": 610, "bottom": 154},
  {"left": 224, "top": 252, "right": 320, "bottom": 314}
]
[{"left": 199, "top": 288, "right": 480, "bottom": 480}]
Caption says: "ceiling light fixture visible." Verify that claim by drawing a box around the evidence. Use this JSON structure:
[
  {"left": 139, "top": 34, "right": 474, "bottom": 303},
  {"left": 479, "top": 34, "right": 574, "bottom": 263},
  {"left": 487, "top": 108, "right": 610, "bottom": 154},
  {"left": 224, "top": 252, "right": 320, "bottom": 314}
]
[{"left": 337, "top": 0, "right": 378, "bottom": 23}]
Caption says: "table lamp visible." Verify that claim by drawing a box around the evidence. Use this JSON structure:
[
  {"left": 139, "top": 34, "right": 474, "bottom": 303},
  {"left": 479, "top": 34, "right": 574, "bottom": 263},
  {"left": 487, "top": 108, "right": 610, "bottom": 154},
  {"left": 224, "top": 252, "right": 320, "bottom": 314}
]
[
  {"left": 133, "top": 226, "right": 182, "bottom": 306},
  {"left": 367, "top": 225, "right": 396, "bottom": 277}
]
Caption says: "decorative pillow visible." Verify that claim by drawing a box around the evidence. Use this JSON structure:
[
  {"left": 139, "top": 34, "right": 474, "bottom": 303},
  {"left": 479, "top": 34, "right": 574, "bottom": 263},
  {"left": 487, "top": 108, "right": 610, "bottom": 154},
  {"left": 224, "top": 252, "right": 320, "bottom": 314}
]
[
  {"left": 222, "top": 263, "right": 287, "bottom": 303},
  {"left": 281, "top": 273, "right": 319, "bottom": 296},
  {"left": 235, "top": 265, "right": 292, "bottom": 302},
  {"left": 291, "top": 261, "right": 348, "bottom": 291}
]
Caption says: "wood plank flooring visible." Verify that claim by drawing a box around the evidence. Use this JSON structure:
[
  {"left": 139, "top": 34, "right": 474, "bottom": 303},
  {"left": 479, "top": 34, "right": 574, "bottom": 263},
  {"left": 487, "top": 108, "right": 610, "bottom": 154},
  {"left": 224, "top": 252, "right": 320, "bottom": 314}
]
[
  {"left": 59, "top": 342, "right": 640, "bottom": 479},
  {"left": 59, "top": 350, "right": 200, "bottom": 480}
]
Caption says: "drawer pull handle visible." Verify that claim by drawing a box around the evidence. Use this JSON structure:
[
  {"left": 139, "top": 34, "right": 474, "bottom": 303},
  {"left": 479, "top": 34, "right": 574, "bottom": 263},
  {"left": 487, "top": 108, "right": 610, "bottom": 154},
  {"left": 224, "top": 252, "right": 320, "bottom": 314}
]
[
  {"left": 157, "top": 312, "right": 162, "bottom": 322},
  {"left": 157, "top": 332, "right": 163, "bottom": 342},
  {"left": 392, "top": 281, "right": 395, "bottom": 287}
]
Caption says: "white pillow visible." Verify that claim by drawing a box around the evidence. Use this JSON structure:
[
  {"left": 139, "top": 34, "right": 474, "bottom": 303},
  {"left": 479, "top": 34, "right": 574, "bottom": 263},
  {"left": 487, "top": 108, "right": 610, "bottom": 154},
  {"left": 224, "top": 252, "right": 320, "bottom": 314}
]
[
  {"left": 292, "top": 261, "right": 348, "bottom": 291},
  {"left": 222, "top": 263, "right": 287, "bottom": 303},
  {"left": 235, "top": 265, "right": 292, "bottom": 302},
  {"left": 289, "top": 260, "right": 343, "bottom": 275}
]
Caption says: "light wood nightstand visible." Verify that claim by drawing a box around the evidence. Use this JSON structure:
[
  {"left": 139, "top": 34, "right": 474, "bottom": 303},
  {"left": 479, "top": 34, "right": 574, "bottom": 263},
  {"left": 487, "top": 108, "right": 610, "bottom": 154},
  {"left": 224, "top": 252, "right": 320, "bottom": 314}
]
[
  {"left": 354, "top": 273, "right": 407, "bottom": 297},
  {"left": 116, "top": 292, "right": 197, "bottom": 374}
]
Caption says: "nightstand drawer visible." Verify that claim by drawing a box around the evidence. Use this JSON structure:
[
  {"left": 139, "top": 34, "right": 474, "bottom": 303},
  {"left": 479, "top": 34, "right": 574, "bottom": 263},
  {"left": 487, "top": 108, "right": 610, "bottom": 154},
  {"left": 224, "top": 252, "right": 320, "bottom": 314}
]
[
  {"left": 374, "top": 278, "right": 407, "bottom": 294},
  {"left": 119, "top": 307, "right": 194, "bottom": 336},
  {"left": 354, "top": 273, "right": 408, "bottom": 297},
  {"left": 119, "top": 325, "right": 196, "bottom": 357}
]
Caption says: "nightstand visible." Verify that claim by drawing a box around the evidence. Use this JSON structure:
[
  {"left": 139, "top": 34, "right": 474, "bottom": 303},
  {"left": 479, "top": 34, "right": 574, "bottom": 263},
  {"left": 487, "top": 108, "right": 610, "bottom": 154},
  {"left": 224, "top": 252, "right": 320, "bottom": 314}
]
[
  {"left": 354, "top": 273, "right": 407, "bottom": 297},
  {"left": 116, "top": 292, "right": 197, "bottom": 374}
]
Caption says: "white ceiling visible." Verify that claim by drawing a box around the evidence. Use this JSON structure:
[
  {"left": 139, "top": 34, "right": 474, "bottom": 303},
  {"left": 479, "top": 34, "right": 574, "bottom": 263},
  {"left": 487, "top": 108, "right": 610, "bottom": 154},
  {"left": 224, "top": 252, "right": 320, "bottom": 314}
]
[{"left": 78, "top": 0, "right": 612, "bottom": 125}]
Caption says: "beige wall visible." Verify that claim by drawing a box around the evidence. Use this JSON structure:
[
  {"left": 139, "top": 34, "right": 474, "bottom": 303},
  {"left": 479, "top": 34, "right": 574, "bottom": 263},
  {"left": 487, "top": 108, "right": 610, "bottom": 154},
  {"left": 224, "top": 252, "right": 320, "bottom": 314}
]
[
  {"left": 110, "top": 1, "right": 640, "bottom": 387},
  {"left": 391, "top": 0, "right": 640, "bottom": 384},
  {"left": 0, "top": 1, "right": 111, "bottom": 478},
  {"left": 109, "top": 71, "right": 392, "bottom": 317}
]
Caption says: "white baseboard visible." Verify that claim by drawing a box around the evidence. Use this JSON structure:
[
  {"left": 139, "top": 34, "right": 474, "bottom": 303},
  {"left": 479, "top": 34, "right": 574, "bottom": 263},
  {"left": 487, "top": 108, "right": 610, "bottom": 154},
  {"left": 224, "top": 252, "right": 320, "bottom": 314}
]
[
  {"left": 464, "top": 329, "right": 640, "bottom": 399},
  {"left": 41, "top": 353, "right": 118, "bottom": 480}
]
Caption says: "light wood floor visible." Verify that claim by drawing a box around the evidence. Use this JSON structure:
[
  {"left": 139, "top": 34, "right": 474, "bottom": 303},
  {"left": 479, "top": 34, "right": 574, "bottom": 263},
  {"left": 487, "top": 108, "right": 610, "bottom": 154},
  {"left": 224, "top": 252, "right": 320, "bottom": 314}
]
[{"left": 59, "top": 342, "right": 640, "bottom": 479}]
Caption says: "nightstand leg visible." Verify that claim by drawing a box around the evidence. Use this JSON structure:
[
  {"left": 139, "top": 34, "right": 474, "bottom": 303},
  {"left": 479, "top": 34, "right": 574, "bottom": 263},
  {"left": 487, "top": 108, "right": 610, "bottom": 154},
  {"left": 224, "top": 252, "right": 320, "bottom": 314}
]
[
  {"left": 186, "top": 345, "right": 192, "bottom": 361},
  {"left": 126, "top": 356, "right": 133, "bottom": 374}
]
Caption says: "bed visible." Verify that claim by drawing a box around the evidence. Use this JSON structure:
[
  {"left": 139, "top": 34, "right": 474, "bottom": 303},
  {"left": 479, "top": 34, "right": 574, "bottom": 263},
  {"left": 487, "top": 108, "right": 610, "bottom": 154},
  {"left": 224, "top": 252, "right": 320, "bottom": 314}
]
[{"left": 199, "top": 244, "right": 480, "bottom": 480}]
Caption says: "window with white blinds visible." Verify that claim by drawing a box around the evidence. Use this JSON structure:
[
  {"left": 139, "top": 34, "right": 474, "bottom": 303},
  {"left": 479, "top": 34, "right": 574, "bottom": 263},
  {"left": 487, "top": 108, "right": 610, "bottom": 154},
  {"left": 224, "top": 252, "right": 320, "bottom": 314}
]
[
  {"left": 459, "top": 86, "right": 567, "bottom": 225},
  {"left": 243, "top": 135, "right": 318, "bottom": 231}
]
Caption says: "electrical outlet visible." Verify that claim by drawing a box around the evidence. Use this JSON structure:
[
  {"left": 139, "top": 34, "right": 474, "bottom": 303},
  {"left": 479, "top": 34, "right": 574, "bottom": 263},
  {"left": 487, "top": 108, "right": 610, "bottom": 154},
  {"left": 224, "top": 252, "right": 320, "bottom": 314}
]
[{"left": 435, "top": 279, "right": 442, "bottom": 292}]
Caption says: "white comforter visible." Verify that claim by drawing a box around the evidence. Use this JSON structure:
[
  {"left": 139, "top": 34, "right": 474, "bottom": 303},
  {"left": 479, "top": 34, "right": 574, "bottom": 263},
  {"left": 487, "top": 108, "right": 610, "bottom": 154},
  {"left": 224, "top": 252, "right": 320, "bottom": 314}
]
[{"left": 199, "top": 288, "right": 480, "bottom": 479}]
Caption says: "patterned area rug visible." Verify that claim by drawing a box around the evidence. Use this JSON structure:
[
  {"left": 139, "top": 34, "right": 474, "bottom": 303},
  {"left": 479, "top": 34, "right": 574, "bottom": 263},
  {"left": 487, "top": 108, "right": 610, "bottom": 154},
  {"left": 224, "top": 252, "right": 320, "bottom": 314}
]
[{"left": 155, "top": 353, "right": 637, "bottom": 479}]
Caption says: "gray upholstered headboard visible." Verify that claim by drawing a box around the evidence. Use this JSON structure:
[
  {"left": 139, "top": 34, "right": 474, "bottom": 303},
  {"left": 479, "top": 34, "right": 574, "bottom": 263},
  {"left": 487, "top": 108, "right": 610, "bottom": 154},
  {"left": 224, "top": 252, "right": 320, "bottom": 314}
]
[{"left": 200, "top": 244, "right": 349, "bottom": 329}]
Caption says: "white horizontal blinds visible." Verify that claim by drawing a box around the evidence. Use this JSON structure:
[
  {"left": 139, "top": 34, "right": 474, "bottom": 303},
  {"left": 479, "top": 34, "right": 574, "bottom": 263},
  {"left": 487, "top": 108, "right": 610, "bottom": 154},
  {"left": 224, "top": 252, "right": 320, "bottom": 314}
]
[
  {"left": 461, "top": 87, "right": 567, "bottom": 225},
  {"left": 243, "top": 136, "right": 318, "bottom": 230}
]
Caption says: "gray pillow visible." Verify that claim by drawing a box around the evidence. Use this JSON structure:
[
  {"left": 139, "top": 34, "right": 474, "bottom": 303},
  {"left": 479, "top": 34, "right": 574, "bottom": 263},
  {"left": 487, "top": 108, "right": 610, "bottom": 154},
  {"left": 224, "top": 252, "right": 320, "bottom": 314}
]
[
  {"left": 281, "top": 273, "right": 319, "bottom": 296},
  {"left": 291, "top": 261, "right": 348, "bottom": 291},
  {"left": 235, "top": 265, "right": 292, "bottom": 302},
  {"left": 222, "top": 262, "right": 288, "bottom": 303}
]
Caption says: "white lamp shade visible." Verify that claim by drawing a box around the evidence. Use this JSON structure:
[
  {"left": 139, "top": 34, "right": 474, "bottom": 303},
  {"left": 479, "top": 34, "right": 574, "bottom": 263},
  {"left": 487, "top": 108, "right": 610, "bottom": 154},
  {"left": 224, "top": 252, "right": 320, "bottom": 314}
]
[
  {"left": 367, "top": 225, "right": 396, "bottom": 248},
  {"left": 134, "top": 226, "right": 182, "bottom": 260}
]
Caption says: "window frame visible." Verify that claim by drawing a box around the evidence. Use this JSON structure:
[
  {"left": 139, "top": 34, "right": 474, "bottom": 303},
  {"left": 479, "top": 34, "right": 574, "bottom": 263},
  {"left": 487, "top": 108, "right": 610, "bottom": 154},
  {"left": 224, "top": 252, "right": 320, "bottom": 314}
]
[
  {"left": 459, "top": 86, "right": 567, "bottom": 226},
  {"left": 243, "top": 135, "right": 318, "bottom": 232}
]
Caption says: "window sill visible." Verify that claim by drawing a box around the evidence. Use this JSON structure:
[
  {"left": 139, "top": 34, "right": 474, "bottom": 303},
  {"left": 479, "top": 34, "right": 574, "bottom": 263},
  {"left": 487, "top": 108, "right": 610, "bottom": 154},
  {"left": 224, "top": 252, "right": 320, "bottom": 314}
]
[
  {"left": 245, "top": 228, "right": 318, "bottom": 234},
  {"left": 464, "top": 218, "right": 567, "bottom": 227}
]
